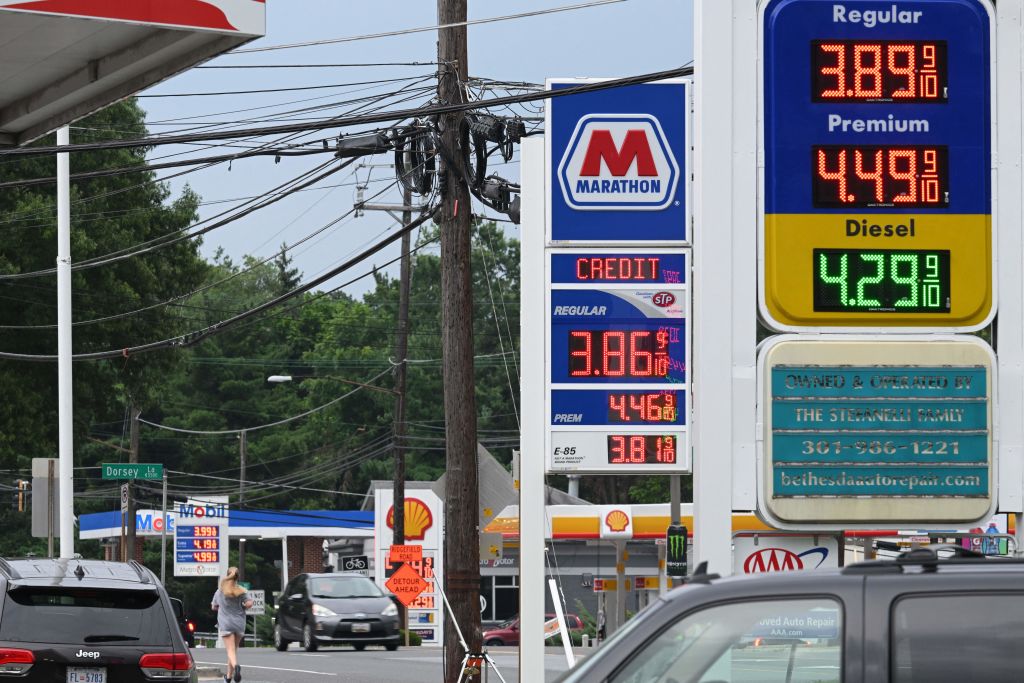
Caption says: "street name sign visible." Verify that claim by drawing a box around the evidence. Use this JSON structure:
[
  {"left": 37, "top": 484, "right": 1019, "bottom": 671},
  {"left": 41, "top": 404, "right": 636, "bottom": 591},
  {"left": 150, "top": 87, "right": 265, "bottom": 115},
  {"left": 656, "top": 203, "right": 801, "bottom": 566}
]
[
  {"left": 102, "top": 463, "right": 163, "bottom": 480},
  {"left": 759, "top": 0, "right": 995, "bottom": 330},
  {"left": 758, "top": 336, "right": 994, "bottom": 528},
  {"left": 388, "top": 545, "right": 423, "bottom": 564}
]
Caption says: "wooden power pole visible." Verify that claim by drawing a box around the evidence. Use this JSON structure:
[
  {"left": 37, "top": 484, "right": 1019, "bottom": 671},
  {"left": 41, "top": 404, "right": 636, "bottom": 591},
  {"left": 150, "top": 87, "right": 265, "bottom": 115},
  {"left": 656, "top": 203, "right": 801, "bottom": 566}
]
[
  {"left": 437, "top": 1, "right": 482, "bottom": 680},
  {"left": 238, "top": 429, "right": 247, "bottom": 581},
  {"left": 393, "top": 185, "right": 412, "bottom": 644},
  {"left": 126, "top": 405, "right": 140, "bottom": 561}
]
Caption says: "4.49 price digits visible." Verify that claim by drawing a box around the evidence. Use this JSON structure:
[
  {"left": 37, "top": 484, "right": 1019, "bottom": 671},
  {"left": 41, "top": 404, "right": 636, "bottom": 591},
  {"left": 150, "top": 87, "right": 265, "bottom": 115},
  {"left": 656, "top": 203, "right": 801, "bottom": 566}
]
[
  {"left": 608, "top": 435, "right": 676, "bottom": 464},
  {"left": 608, "top": 392, "right": 677, "bottom": 423},
  {"left": 813, "top": 146, "right": 948, "bottom": 208},
  {"left": 569, "top": 329, "right": 670, "bottom": 378}
]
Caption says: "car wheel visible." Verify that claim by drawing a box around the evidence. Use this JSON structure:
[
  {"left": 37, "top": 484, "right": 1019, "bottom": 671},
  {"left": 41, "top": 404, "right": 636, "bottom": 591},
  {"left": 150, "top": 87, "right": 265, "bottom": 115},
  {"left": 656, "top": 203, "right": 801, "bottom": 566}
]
[
  {"left": 353, "top": 643, "right": 366, "bottom": 651},
  {"left": 302, "top": 623, "right": 318, "bottom": 652},
  {"left": 385, "top": 643, "right": 399, "bottom": 651},
  {"left": 485, "top": 638, "right": 503, "bottom": 646},
  {"left": 274, "top": 624, "right": 290, "bottom": 651}
]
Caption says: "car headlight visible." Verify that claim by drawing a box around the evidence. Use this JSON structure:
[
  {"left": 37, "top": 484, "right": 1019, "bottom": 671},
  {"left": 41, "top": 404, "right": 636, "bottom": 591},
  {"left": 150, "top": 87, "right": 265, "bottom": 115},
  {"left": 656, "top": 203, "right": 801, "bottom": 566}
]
[
  {"left": 382, "top": 603, "right": 398, "bottom": 617},
  {"left": 312, "top": 604, "right": 337, "bottom": 618}
]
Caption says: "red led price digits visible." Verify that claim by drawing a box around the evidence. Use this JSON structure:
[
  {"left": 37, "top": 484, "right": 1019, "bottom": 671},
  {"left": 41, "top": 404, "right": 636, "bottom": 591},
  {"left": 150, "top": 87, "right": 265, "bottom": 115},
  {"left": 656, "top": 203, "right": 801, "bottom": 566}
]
[
  {"left": 608, "top": 392, "right": 678, "bottom": 423},
  {"left": 575, "top": 257, "right": 660, "bottom": 281},
  {"left": 813, "top": 146, "right": 947, "bottom": 208},
  {"left": 568, "top": 329, "right": 671, "bottom": 378},
  {"left": 608, "top": 435, "right": 676, "bottom": 464},
  {"left": 813, "top": 41, "right": 945, "bottom": 102}
]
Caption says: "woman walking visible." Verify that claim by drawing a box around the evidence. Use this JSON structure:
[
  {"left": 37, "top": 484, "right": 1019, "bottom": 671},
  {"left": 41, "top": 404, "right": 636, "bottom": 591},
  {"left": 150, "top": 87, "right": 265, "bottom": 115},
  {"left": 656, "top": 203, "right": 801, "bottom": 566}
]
[{"left": 212, "top": 567, "right": 253, "bottom": 682}]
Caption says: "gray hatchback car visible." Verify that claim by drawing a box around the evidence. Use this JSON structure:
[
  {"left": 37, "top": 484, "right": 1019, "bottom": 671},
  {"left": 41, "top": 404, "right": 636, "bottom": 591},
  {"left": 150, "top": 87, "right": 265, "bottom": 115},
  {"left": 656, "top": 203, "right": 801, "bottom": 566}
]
[{"left": 556, "top": 548, "right": 1024, "bottom": 683}]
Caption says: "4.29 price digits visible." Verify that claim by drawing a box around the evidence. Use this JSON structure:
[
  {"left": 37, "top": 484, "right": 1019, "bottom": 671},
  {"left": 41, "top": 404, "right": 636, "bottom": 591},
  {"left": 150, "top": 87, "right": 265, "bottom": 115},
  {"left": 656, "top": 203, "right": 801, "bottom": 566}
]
[
  {"left": 608, "top": 435, "right": 676, "bottom": 464},
  {"left": 814, "top": 249, "right": 950, "bottom": 313}
]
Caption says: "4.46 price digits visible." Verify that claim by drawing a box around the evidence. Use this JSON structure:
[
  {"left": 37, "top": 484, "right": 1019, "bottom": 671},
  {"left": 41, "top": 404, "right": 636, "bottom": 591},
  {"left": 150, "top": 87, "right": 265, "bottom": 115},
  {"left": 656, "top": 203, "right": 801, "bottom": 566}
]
[
  {"left": 608, "top": 435, "right": 676, "bottom": 464},
  {"left": 812, "top": 40, "right": 946, "bottom": 102},
  {"left": 813, "top": 146, "right": 948, "bottom": 208},
  {"left": 814, "top": 249, "right": 950, "bottom": 312},
  {"left": 569, "top": 329, "right": 671, "bottom": 378},
  {"left": 608, "top": 392, "right": 677, "bottom": 423}
]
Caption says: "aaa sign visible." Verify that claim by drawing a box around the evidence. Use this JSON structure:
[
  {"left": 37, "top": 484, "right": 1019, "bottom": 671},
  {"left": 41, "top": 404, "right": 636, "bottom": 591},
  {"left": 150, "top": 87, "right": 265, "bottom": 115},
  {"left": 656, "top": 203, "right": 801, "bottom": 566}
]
[{"left": 385, "top": 563, "right": 430, "bottom": 607}]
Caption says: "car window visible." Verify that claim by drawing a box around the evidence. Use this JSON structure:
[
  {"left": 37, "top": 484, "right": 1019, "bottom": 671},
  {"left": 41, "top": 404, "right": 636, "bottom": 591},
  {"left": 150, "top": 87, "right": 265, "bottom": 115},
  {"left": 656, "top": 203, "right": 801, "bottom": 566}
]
[
  {"left": 0, "top": 587, "right": 172, "bottom": 646},
  {"left": 292, "top": 576, "right": 307, "bottom": 595},
  {"left": 607, "top": 598, "right": 842, "bottom": 683},
  {"left": 169, "top": 598, "right": 184, "bottom": 618},
  {"left": 310, "top": 576, "right": 383, "bottom": 599},
  {"left": 891, "top": 593, "right": 1024, "bottom": 683}
]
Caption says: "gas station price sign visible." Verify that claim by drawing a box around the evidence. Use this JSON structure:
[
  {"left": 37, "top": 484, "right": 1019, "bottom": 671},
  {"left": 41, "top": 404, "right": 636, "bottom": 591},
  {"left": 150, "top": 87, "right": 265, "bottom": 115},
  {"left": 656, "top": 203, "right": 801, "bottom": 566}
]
[{"left": 759, "top": 0, "right": 994, "bottom": 330}]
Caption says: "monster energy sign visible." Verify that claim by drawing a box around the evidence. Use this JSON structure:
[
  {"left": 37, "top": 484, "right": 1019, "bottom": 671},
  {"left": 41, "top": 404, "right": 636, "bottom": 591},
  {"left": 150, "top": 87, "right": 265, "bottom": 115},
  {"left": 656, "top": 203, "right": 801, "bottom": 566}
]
[{"left": 666, "top": 524, "right": 687, "bottom": 577}]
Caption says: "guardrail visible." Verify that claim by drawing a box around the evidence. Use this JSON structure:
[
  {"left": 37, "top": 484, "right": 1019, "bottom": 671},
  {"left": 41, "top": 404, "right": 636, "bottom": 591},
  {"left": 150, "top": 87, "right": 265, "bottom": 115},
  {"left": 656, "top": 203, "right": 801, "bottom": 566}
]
[{"left": 193, "top": 631, "right": 259, "bottom": 648}]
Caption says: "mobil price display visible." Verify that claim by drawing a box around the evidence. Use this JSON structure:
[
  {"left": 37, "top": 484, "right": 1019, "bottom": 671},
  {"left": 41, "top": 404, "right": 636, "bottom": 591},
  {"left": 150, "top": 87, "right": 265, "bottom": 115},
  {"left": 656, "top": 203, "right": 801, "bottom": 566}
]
[{"left": 759, "top": 0, "right": 993, "bottom": 329}]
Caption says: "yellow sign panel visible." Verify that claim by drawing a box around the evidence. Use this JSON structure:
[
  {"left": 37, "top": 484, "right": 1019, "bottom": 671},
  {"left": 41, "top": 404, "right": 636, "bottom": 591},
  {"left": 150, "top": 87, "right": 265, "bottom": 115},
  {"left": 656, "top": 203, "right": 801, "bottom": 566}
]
[{"left": 762, "top": 214, "right": 992, "bottom": 328}]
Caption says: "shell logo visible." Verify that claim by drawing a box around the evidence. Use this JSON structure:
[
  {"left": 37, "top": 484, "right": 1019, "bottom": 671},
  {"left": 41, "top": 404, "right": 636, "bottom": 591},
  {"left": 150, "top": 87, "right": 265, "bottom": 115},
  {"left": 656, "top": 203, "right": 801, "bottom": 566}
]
[
  {"left": 604, "top": 509, "right": 630, "bottom": 533},
  {"left": 387, "top": 498, "right": 434, "bottom": 541}
]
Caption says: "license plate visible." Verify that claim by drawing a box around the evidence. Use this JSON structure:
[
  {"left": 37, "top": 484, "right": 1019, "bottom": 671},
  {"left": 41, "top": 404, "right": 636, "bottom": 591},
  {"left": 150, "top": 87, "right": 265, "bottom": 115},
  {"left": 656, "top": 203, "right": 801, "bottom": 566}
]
[
  {"left": 352, "top": 623, "right": 371, "bottom": 633},
  {"left": 67, "top": 667, "right": 107, "bottom": 683}
]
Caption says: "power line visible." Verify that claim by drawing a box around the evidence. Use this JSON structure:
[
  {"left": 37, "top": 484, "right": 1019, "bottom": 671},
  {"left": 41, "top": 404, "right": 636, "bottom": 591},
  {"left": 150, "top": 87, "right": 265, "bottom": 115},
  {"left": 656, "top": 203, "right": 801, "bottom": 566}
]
[
  {"left": 196, "top": 61, "right": 440, "bottom": 69},
  {"left": 137, "top": 75, "right": 436, "bottom": 98}
]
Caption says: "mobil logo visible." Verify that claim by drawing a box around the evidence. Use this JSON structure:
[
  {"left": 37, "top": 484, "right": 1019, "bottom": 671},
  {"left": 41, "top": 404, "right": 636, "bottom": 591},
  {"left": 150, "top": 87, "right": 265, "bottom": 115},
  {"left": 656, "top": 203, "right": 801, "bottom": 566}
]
[
  {"left": 742, "top": 546, "right": 831, "bottom": 574},
  {"left": 652, "top": 292, "right": 676, "bottom": 307},
  {"left": 558, "top": 114, "right": 679, "bottom": 211}
]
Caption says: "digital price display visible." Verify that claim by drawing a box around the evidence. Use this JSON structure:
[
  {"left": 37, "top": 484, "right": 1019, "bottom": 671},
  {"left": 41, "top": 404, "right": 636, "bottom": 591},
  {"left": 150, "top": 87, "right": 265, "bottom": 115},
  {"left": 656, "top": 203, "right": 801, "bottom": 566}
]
[
  {"left": 760, "top": 0, "right": 993, "bottom": 329},
  {"left": 811, "top": 40, "right": 947, "bottom": 103},
  {"left": 814, "top": 249, "right": 950, "bottom": 312},
  {"left": 607, "top": 435, "right": 677, "bottom": 464},
  {"left": 812, "top": 146, "right": 948, "bottom": 208},
  {"left": 575, "top": 256, "right": 661, "bottom": 281},
  {"left": 569, "top": 329, "right": 670, "bottom": 379},
  {"left": 178, "top": 525, "right": 219, "bottom": 538},
  {"left": 177, "top": 538, "right": 220, "bottom": 551},
  {"left": 607, "top": 392, "right": 678, "bottom": 423}
]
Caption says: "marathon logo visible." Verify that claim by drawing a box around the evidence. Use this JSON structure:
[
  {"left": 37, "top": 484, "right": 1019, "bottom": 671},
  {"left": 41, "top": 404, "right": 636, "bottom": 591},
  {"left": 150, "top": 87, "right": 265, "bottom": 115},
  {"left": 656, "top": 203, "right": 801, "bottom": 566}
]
[{"left": 558, "top": 114, "right": 679, "bottom": 210}]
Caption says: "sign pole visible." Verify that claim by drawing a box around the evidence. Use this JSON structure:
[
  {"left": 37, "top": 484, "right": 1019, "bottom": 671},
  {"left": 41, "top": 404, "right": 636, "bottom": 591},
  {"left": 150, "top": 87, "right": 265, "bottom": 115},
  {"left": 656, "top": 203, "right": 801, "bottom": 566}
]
[{"left": 160, "top": 471, "right": 168, "bottom": 584}]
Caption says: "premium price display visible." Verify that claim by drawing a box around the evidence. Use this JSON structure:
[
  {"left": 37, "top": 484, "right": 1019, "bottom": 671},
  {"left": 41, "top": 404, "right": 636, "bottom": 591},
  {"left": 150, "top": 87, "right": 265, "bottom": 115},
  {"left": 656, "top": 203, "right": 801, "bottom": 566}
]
[
  {"left": 813, "top": 146, "right": 948, "bottom": 208},
  {"left": 607, "top": 435, "right": 677, "bottom": 464},
  {"left": 187, "top": 551, "right": 219, "bottom": 563},
  {"left": 569, "top": 329, "right": 670, "bottom": 378},
  {"left": 813, "top": 249, "right": 950, "bottom": 312},
  {"left": 812, "top": 40, "right": 947, "bottom": 103},
  {"left": 607, "top": 392, "right": 678, "bottom": 423}
]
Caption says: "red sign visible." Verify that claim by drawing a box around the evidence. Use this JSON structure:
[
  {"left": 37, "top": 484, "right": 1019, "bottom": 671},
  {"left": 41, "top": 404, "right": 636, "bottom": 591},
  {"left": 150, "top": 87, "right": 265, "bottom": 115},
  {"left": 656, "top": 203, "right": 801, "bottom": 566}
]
[
  {"left": 742, "top": 548, "right": 804, "bottom": 574},
  {"left": 385, "top": 563, "right": 430, "bottom": 607},
  {"left": 389, "top": 545, "right": 423, "bottom": 564}
]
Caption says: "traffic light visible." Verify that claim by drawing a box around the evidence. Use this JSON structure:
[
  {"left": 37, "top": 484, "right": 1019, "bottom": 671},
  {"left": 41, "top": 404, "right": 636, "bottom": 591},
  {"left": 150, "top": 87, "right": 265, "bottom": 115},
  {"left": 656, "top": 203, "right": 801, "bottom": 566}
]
[{"left": 666, "top": 524, "right": 687, "bottom": 578}]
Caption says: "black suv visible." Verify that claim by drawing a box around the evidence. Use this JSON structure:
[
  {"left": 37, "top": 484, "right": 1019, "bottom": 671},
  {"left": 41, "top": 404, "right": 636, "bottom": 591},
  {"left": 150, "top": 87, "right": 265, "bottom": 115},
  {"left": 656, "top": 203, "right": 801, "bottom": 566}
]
[
  {"left": 0, "top": 557, "right": 196, "bottom": 682},
  {"left": 556, "top": 548, "right": 1024, "bottom": 683},
  {"left": 274, "top": 572, "right": 400, "bottom": 652}
]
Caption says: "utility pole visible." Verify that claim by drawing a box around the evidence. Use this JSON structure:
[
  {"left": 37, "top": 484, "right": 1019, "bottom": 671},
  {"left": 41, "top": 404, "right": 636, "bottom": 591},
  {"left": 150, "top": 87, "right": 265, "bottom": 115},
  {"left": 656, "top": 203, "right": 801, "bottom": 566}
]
[
  {"left": 238, "top": 429, "right": 247, "bottom": 582},
  {"left": 437, "top": 1, "right": 482, "bottom": 680},
  {"left": 126, "top": 405, "right": 140, "bottom": 562},
  {"left": 393, "top": 185, "right": 412, "bottom": 644}
]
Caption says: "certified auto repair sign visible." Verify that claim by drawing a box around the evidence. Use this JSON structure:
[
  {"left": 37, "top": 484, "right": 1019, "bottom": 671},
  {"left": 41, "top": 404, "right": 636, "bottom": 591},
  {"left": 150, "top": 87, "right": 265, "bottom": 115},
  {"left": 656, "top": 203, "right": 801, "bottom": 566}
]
[{"left": 733, "top": 535, "right": 840, "bottom": 574}]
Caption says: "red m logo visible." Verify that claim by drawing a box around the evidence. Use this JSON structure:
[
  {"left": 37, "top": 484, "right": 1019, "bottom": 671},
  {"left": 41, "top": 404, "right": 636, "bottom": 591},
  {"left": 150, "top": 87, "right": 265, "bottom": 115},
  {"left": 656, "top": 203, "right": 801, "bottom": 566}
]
[{"left": 579, "top": 130, "right": 658, "bottom": 177}]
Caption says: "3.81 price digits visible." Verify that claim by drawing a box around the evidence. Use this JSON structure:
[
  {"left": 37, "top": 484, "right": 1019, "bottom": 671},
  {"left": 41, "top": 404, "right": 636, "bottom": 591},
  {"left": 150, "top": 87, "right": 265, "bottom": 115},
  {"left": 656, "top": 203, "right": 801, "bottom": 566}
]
[
  {"left": 569, "top": 329, "right": 670, "bottom": 378},
  {"left": 607, "top": 392, "right": 678, "bottom": 423},
  {"left": 608, "top": 435, "right": 676, "bottom": 464},
  {"left": 813, "top": 249, "right": 950, "bottom": 312},
  {"left": 813, "top": 146, "right": 948, "bottom": 208},
  {"left": 812, "top": 40, "right": 947, "bottom": 103}
]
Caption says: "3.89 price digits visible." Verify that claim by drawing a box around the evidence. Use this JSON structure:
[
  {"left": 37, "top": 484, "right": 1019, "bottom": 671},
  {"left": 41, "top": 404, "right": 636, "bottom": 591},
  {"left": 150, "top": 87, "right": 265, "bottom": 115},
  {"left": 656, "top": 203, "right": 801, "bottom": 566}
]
[
  {"left": 812, "top": 40, "right": 947, "bottom": 102},
  {"left": 607, "top": 435, "right": 676, "bottom": 464},
  {"left": 607, "top": 392, "right": 677, "bottom": 423},
  {"left": 813, "top": 145, "right": 948, "bottom": 208},
  {"left": 569, "top": 329, "right": 670, "bottom": 378}
]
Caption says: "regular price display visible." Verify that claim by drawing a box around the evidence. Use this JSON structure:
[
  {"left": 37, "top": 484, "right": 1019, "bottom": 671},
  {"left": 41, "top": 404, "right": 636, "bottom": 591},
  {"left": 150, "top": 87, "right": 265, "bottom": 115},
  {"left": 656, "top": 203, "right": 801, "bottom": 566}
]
[
  {"left": 814, "top": 248, "right": 950, "bottom": 312},
  {"left": 569, "top": 329, "right": 670, "bottom": 378},
  {"left": 812, "top": 40, "right": 947, "bottom": 103},
  {"left": 178, "top": 525, "right": 219, "bottom": 538},
  {"left": 813, "top": 146, "right": 948, "bottom": 208},
  {"left": 607, "top": 392, "right": 678, "bottom": 423},
  {"left": 608, "top": 435, "right": 677, "bottom": 464}
]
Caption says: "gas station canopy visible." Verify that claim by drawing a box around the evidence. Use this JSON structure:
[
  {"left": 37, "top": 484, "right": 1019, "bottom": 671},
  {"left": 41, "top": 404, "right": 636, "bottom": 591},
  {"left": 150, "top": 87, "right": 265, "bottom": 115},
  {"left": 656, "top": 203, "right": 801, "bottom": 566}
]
[{"left": 0, "top": 0, "right": 265, "bottom": 146}]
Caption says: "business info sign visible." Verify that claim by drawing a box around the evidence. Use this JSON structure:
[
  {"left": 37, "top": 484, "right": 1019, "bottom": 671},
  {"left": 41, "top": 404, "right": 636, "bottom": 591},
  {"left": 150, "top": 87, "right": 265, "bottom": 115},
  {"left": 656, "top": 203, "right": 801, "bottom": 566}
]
[
  {"left": 758, "top": 336, "right": 994, "bottom": 529},
  {"left": 547, "top": 79, "right": 690, "bottom": 243},
  {"left": 758, "top": 0, "right": 994, "bottom": 330}
]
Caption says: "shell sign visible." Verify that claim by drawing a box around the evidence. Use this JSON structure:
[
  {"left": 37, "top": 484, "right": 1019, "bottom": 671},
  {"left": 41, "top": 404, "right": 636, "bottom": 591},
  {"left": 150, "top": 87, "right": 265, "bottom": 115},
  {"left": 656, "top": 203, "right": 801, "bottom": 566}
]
[
  {"left": 600, "top": 507, "right": 633, "bottom": 539},
  {"left": 386, "top": 498, "right": 434, "bottom": 541}
]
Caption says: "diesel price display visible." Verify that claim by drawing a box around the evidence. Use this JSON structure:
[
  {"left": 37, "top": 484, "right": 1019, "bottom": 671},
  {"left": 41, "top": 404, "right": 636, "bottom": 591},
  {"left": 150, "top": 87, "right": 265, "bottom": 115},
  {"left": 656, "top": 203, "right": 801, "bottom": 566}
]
[{"left": 814, "top": 249, "right": 950, "bottom": 312}]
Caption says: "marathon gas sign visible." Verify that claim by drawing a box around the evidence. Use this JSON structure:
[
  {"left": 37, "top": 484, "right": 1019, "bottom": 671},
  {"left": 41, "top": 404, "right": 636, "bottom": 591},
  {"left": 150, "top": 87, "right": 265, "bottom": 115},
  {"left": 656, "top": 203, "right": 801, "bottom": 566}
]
[{"left": 547, "top": 79, "right": 690, "bottom": 243}]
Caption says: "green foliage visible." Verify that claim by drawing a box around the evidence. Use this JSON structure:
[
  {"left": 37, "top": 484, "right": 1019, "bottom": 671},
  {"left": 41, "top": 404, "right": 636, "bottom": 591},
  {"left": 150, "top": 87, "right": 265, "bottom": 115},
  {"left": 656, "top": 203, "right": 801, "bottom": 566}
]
[{"left": 400, "top": 629, "right": 423, "bottom": 646}]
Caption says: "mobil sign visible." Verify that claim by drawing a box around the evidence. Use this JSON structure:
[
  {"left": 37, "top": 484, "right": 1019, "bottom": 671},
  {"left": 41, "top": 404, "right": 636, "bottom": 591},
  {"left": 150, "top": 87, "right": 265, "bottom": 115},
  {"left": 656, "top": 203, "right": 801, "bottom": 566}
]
[
  {"left": 733, "top": 535, "right": 840, "bottom": 575},
  {"left": 547, "top": 79, "right": 690, "bottom": 243}
]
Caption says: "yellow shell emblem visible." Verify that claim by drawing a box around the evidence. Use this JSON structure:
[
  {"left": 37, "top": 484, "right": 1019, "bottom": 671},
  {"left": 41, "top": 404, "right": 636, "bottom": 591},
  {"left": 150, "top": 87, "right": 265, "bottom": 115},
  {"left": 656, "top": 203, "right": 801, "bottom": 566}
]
[
  {"left": 387, "top": 498, "right": 434, "bottom": 540},
  {"left": 605, "top": 509, "right": 629, "bottom": 533}
]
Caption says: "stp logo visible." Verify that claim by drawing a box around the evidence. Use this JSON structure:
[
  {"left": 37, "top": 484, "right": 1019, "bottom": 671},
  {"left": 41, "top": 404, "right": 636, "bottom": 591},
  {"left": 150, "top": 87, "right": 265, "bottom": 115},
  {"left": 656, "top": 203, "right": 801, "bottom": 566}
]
[
  {"left": 742, "top": 547, "right": 830, "bottom": 574},
  {"left": 652, "top": 292, "right": 676, "bottom": 307},
  {"left": 558, "top": 114, "right": 679, "bottom": 211}
]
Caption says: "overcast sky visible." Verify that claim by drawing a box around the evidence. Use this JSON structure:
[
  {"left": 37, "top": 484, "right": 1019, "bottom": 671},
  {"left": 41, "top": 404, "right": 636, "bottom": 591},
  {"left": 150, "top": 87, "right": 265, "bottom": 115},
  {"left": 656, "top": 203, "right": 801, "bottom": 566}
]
[{"left": 135, "top": 0, "right": 693, "bottom": 294}]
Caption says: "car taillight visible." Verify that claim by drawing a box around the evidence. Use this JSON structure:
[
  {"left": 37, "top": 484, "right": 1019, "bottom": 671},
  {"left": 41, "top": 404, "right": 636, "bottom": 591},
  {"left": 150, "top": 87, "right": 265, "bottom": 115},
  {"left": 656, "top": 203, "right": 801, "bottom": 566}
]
[
  {"left": 139, "top": 652, "right": 193, "bottom": 680},
  {"left": 186, "top": 621, "right": 195, "bottom": 633},
  {"left": 0, "top": 649, "right": 34, "bottom": 676}
]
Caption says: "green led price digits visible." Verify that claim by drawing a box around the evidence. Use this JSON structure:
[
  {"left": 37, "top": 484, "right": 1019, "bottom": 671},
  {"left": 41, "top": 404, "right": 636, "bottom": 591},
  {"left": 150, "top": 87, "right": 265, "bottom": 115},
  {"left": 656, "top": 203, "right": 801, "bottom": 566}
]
[{"left": 813, "top": 248, "right": 950, "bottom": 313}]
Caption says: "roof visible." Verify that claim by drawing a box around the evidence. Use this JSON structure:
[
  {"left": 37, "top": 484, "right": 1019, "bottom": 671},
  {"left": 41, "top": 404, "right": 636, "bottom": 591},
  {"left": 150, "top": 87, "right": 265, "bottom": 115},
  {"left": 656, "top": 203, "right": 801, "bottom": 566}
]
[
  {"left": 0, "top": 1, "right": 264, "bottom": 145},
  {"left": 0, "top": 558, "right": 155, "bottom": 588}
]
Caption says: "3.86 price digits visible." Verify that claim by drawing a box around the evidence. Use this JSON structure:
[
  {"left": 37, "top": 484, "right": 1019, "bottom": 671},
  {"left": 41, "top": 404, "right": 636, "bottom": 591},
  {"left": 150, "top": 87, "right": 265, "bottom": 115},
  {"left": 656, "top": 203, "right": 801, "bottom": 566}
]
[
  {"left": 608, "top": 435, "right": 676, "bottom": 464},
  {"left": 813, "top": 146, "right": 948, "bottom": 208},
  {"left": 607, "top": 392, "right": 678, "bottom": 423},
  {"left": 569, "top": 329, "right": 671, "bottom": 378},
  {"left": 812, "top": 40, "right": 947, "bottom": 102}
]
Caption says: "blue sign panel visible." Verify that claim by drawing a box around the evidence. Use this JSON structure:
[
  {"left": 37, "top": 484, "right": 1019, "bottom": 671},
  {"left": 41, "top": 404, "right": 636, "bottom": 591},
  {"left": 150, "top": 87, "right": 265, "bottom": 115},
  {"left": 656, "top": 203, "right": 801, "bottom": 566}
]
[
  {"left": 771, "top": 365, "right": 989, "bottom": 497},
  {"left": 176, "top": 551, "right": 220, "bottom": 563},
  {"left": 551, "top": 389, "right": 686, "bottom": 426},
  {"left": 548, "top": 80, "right": 688, "bottom": 242},
  {"left": 550, "top": 289, "right": 685, "bottom": 384},
  {"left": 550, "top": 252, "right": 687, "bottom": 285}
]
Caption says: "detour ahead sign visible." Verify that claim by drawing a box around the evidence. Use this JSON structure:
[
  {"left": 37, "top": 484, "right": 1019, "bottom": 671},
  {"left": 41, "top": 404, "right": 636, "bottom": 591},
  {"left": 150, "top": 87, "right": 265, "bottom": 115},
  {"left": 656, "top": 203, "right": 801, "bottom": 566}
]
[{"left": 385, "top": 563, "right": 429, "bottom": 607}]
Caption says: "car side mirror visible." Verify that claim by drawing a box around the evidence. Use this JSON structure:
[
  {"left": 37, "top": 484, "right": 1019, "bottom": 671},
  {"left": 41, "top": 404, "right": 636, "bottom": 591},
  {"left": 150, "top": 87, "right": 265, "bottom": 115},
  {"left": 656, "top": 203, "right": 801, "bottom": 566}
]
[
  {"left": 388, "top": 594, "right": 401, "bottom": 608},
  {"left": 290, "top": 593, "right": 303, "bottom": 601}
]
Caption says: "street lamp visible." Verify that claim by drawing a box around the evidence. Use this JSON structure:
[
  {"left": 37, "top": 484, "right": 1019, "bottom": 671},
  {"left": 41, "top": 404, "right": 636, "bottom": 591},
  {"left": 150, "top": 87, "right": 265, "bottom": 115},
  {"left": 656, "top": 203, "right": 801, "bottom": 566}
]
[{"left": 266, "top": 374, "right": 399, "bottom": 396}]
